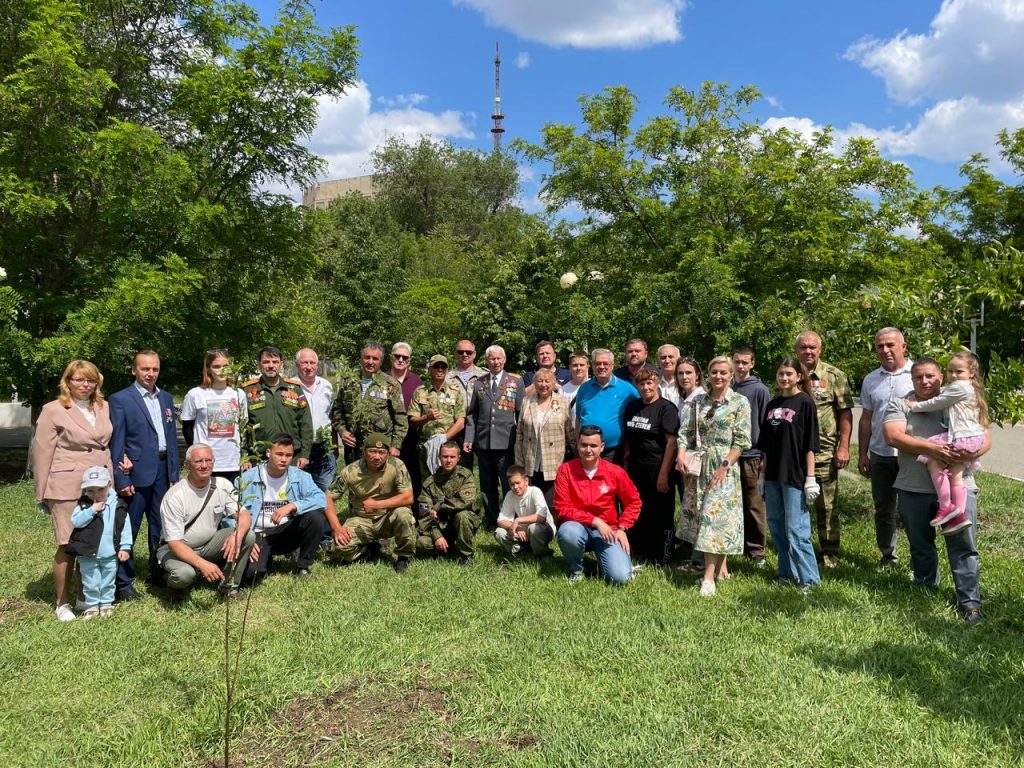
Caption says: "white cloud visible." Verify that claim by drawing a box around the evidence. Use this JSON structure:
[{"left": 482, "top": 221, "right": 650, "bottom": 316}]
[
  {"left": 845, "top": 0, "right": 1024, "bottom": 104},
  {"left": 515, "top": 51, "right": 531, "bottom": 69},
  {"left": 452, "top": 0, "right": 685, "bottom": 48},
  {"left": 377, "top": 93, "right": 429, "bottom": 108},
  {"left": 306, "top": 82, "right": 474, "bottom": 181},
  {"left": 764, "top": 95, "right": 783, "bottom": 110}
]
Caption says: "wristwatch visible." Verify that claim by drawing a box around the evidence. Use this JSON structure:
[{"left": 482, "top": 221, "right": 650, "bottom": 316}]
[{"left": 720, "top": 459, "right": 731, "bottom": 468}]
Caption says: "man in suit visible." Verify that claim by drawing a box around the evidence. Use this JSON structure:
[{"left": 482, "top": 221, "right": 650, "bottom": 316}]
[
  {"left": 109, "top": 350, "right": 179, "bottom": 600},
  {"left": 464, "top": 345, "right": 522, "bottom": 530}
]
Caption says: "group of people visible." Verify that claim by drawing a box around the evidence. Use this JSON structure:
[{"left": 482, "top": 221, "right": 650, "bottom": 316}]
[{"left": 31, "top": 329, "right": 989, "bottom": 623}]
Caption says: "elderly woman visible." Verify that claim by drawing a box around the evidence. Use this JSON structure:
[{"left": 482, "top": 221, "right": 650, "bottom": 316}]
[
  {"left": 676, "top": 356, "right": 751, "bottom": 597},
  {"left": 33, "top": 360, "right": 116, "bottom": 621},
  {"left": 514, "top": 368, "right": 573, "bottom": 508},
  {"left": 623, "top": 367, "right": 679, "bottom": 565},
  {"left": 673, "top": 357, "right": 706, "bottom": 568},
  {"left": 181, "top": 348, "right": 247, "bottom": 483}
]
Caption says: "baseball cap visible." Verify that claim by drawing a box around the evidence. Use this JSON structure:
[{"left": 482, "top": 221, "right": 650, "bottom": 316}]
[
  {"left": 81, "top": 466, "right": 111, "bottom": 489},
  {"left": 428, "top": 354, "right": 449, "bottom": 367}
]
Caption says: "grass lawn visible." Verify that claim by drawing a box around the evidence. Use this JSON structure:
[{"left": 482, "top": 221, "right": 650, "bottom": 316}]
[{"left": 1, "top": 469, "right": 1022, "bottom": 767}]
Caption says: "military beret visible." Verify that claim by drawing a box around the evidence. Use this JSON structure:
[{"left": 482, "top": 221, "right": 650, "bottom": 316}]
[{"left": 364, "top": 432, "right": 392, "bottom": 449}]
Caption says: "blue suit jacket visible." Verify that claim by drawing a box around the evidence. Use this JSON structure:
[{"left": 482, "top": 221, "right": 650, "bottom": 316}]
[{"left": 109, "top": 384, "right": 179, "bottom": 490}]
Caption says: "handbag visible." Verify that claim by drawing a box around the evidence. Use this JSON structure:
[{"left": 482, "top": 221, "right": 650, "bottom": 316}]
[{"left": 681, "top": 401, "right": 706, "bottom": 478}]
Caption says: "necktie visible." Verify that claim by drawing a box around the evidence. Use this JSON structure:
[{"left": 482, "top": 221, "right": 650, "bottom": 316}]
[{"left": 491, "top": 375, "right": 499, "bottom": 399}]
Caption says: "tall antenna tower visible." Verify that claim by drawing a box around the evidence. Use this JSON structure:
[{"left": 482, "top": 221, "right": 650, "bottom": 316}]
[{"left": 491, "top": 41, "right": 505, "bottom": 152}]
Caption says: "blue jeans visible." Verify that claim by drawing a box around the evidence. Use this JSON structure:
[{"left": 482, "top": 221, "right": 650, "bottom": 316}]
[
  {"left": 306, "top": 443, "right": 337, "bottom": 492},
  {"left": 764, "top": 480, "right": 820, "bottom": 586},
  {"left": 898, "top": 488, "right": 981, "bottom": 611},
  {"left": 556, "top": 521, "right": 633, "bottom": 585},
  {"left": 80, "top": 555, "right": 117, "bottom": 607}
]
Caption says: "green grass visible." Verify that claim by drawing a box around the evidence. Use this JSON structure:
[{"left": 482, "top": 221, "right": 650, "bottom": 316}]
[{"left": 1, "top": 470, "right": 1023, "bottom": 767}]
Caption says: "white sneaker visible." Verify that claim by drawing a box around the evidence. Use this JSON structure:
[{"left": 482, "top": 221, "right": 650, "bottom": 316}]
[
  {"left": 99, "top": 605, "right": 113, "bottom": 618},
  {"left": 699, "top": 580, "right": 717, "bottom": 597},
  {"left": 55, "top": 603, "right": 76, "bottom": 622}
]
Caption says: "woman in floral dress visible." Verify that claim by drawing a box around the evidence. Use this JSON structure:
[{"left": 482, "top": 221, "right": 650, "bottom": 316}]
[{"left": 676, "top": 356, "right": 751, "bottom": 597}]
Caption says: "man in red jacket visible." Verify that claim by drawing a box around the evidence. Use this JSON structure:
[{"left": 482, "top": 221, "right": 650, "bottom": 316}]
[{"left": 554, "top": 425, "right": 642, "bottom": 584}]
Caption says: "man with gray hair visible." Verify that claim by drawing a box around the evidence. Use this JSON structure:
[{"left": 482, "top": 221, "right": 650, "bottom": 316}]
[
  {"left": 858, "top": 327, "right": 913, "bottom": 567},
  {"left": 295, "top": 347, "right": 336, "bottom": 491},
  {"left": 330, "top": 341, "right": 408, "bottom": 465},
  {"left": 158, "top": 443, "right": 255, "bottom": 604},
  {"left": 656, "top": 344, "right": 681, "bottom": 406},
  {"left": 795, "top": 331, "right": 854, "bottom": 568},
  {"left": 575, "top": 348, "right": 639, "bottom": 465},
  {"left": 386, "top": 341, "right": 424, "bottom": 496},
  {"left": 464, "top": 344, "right": 523, "bottom": 529}
]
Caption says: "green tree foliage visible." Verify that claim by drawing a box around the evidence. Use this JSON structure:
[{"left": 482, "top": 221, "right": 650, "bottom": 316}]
[
  {"left": 515, "top": 81, "right": 930, "bottom": 366},
  {"left": 0, "top": 0, "right": 359, "bottom": 406}
]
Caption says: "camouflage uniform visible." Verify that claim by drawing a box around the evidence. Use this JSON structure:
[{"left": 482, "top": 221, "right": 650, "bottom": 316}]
[
  {"left": 330, "top": 372, "right": 409, "bottom": 464},
  {"left": 807, "top": 361, "right": 855, "bottom": 559},
  {"left": 241, "top": 377, "right": 314, "bottom": 461},
  {"left": 327, "top": 455, "right": 415, "bottom": 561},
  {"left": 410, "top": 382, "right": 465, "bottom": 478},
  {"left": 415, "top": 466, "right": 480, "bottom": 558}
]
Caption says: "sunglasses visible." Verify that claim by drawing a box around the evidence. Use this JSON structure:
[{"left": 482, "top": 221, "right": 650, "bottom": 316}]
[
  {"left": 392, "top": 354, "right": 410, "bottom": 361},
  {"left": 455, "top": 350, "right": 474, "bottom": 355}
]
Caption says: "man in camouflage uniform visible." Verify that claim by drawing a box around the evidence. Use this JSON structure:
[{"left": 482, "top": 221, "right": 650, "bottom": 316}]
[
  {"left": 415, "top": 441, "right": 481, "bottom": 563},
  {"left": 409, "top": 355, "right": 465, "bottom": 480},
  {"left": 326, "top": 432, "right": 415, "bottom": 574},
  {"left": 795, "top": 331, "right": 854, "bottom": 569},
  {"left": 242, "top": 345, "right": 314, "bottom": 466},
  {"left": 330, "top": 342, "right": 408, "bottom": 465}
]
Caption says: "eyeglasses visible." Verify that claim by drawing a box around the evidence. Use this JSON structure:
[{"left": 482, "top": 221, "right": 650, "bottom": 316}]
[
  {"left": 69, "top": 378, "right": 97, "bottom": 385},
  {"left": 392, "top": 354, "right": 409, "bottom": 361},
  {"left": 455, "top": 350, "right": 474, "bottom": 355}
]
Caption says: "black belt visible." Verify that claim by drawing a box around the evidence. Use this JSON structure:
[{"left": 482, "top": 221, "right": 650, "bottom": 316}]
[{"left": 158, "top": 450, "right": 167, "bottom": 460}]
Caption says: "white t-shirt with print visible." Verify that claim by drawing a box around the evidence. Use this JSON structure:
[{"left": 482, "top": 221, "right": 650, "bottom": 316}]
[{"left": 180, "top": 386, "right": 247, "bottom": 471}]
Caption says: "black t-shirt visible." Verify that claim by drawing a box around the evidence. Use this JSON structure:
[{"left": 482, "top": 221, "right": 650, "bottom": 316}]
[
  {"left": 624, "top": 396, "right": 680, "bottom": 468},
  {"left": 757, "top": 392, "right": 820, "bottom": 489}
]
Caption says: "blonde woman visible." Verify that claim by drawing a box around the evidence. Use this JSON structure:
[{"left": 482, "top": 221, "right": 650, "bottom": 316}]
[
  {"left": 33, "top": 361, "right": 121, "bottom": 621},
  {"left": 515, "top": 368, "right": 573, "bottom": 508},
  {"left": 675, "top": 356, "right": 751, "bottom": 597}
]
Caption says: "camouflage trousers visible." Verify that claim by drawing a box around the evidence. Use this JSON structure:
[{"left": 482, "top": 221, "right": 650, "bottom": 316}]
[
  {"left": 330, "top": 508, "right": 415, "bottom": 561},
  {"left": 415, "top": 509, "right": 481, "bottom": 558},
  {"left": 812, "top": 460, "right": 840, "bottom": 557}
]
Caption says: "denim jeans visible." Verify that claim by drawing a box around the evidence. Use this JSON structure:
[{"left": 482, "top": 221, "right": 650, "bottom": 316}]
[
  {"left": 556, "top": 521, "right": 633, "bottom": 585},
  {"left": 306, "top": 443, "right": 337, "bottom": 492},
  {"left": 898, "top": 488, "right": 981, "bottom": 610},
  {"left": 763, "top": 480, "right": 821, "bottom": 586}
]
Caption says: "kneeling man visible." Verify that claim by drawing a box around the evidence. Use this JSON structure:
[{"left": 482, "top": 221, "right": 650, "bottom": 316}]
[
  {"left": 328, "top": 433, "right": 416, "bottom": 573},
  {"left": 159, "top": 443, "right": 255, "bottom": 602},
  {"left": 416, "top": 440, "right": 481, "bottom": 563},
  {"left": 237, "top": 432, "right": 326, "bottom": 581},
  {"left": 554, "top": 425, "right": 641, "bottom": 584}
]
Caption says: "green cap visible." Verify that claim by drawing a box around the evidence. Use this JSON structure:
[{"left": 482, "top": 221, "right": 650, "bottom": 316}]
[{"left": 363, "top": 432, "right": 391, "bottom": 450}]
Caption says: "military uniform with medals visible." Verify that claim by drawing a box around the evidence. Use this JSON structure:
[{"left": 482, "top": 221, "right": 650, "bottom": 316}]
[
  {"left": 330, "top": 372, "right": 408, "bottom": 464},
  {"left": 410, "top": 380, "right": 465, "bottom": 478},
  {"left": 241, "top": 376, "right": 314, "bottom": 462}
]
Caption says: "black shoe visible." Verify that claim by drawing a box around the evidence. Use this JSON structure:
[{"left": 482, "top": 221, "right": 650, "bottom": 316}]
[
  {"left": 964, "top": 608, "right": 985, "bottom": 623},
  {"left": 166, "top": 587, "right": 188, "bottom": 606},
  {"left": 115, "top": 585, "right": 142, "bottom": 603},
  {"left": 292, "top": 567, "right": 312, "bottom": 579},
  {"left": 363, "top": 541, "right": 382, "bottom": 562},
  {"left": 393, "top": 556, "right": 410, "bottom": 574}
]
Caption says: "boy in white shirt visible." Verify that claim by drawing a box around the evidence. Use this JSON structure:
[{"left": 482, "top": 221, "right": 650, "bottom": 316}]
[{"left": 494, "top": 465, "right": 555, "bottom": 556}]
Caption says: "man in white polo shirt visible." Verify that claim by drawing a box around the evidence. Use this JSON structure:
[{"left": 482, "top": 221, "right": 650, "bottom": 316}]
[
  {"left": 858, "top": 327, "right": 913, "bottom": 567},
  {"left": 296, "top": 347, "right": 336, "bottom": 491}
]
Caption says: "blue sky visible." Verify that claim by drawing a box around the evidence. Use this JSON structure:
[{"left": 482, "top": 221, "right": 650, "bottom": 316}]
[{"left": 261, "top": 0, "right": 1024, "bottom": 206}]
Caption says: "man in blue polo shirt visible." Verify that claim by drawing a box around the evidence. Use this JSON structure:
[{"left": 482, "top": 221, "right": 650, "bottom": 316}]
[{"left": 574, "top": 348, "right": 639, "bottom": 466}]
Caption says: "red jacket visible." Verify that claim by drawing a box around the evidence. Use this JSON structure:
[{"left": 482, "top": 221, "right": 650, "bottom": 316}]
[{"left": 554, "top": 458, "right": 642, "bottom": 529}]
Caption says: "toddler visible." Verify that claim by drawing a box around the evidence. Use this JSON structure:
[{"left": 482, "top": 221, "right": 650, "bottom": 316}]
[
  {"left": 66, "top": 467, "right": 132, "bottom": 618},
  {"left": 908, "top": 352, "right": 989, "bottom": 535}
]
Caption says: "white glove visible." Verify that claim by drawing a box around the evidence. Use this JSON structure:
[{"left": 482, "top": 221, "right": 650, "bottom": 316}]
[
  {"left": 804, "top": 477, "right": 821, "bottom": 505},
  {"left": 756, "top": 474, "right": 765, "bottom": 498}
]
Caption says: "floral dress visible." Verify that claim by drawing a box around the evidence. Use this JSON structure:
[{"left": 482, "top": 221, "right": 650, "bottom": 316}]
[{"left": 676, "top": 389, "right": 751, "bottom": 555}]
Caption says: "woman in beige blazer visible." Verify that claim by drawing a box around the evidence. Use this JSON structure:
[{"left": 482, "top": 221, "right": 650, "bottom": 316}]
[
  {"left": 514, "top": 368, "right": 574, "bottom": 509},
  {"left": 33, "top": 360, "right": 115, "bottom": 621}
]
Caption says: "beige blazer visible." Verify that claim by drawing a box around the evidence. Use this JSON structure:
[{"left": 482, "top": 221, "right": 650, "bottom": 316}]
[
  {"left": 33, "top": 399, "right": 113, "bottom": 501},
  {"left": 514, "top": 393, "right": 574, "bottom": 482}
]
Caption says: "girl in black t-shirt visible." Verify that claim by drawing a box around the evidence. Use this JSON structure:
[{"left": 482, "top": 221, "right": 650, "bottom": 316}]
[{"left": 756, "top": 358, "right": 821, "bottom": 591}]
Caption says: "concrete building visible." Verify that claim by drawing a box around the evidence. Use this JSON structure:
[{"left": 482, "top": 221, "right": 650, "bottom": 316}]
[{"left": 302, "top": 175, "right": 377, "bottom": 209}]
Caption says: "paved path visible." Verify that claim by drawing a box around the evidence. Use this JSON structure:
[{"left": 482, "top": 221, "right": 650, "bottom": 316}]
[{"left": 852, "top": 407, "right": 1023, "bottom": 482}]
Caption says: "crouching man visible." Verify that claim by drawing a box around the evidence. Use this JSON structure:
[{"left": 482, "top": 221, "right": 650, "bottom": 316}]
[
  {"left": 159, "top": 444, "right": 255, "bottom": 603},
  {"left": 237, "top": 432, "right": 327, "bottom": 582},
  {"left": 416, "top": 441, "right": 481, "bottom": 564}
]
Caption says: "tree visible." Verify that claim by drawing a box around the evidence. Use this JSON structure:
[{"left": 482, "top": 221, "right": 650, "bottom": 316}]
[
  {"left": 0, "top": 0, "right": 359, "bottom": 408},
  {"left": 515, "top": 82, "right": 930, "bottom": 366}
]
